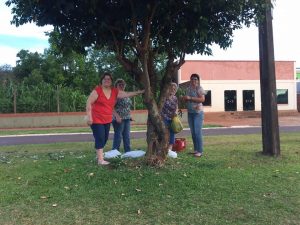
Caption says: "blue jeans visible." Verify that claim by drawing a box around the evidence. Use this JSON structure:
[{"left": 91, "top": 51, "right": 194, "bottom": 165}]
[
  {"left": 164, "top": 119, "right": 175, "bottom": 144},
  {"left": 112, "top": 119, "right": 131, "bottom": 152},
  {"left": 188, "top": 111, "right": 204, "bottom": 153},
  {"left": 90, "top": 123, "right": 111, "bottom": 149}
]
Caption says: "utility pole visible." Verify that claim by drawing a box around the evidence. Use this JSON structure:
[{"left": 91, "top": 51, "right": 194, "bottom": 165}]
[{"left": 258, "top": 0, "right": 280, "bottom": 156}]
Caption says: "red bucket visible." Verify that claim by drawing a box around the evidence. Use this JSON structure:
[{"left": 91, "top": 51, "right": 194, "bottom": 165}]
[{"left": 172, "top": 138, "right": 186, "bottom": 152}]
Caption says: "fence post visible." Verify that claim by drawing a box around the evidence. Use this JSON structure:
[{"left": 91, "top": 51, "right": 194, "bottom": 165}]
[
  {"left": 56, "top": 85, "right": 60, "bottom": 113},
  {"left": 13, "top": 88, "right": 17, "bottom": 114},
  {"left": 133, "top": 85, "right": 136, "bottom": 110}
]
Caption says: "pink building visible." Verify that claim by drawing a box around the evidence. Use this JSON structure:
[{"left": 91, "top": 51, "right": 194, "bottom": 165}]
[{"left": 179, "top": 60, "right": 297, "bottom": 112}]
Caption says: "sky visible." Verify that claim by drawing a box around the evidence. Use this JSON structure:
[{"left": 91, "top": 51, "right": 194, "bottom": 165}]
[{"left": 0, "top": 0, "right": 299, "bottom": 68}]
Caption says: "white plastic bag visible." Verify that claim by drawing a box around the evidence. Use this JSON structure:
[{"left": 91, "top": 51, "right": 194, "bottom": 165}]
[
  {"left": 167, "top": 150, "right": 177, "bottom": 158},
  {"left": 104, "top": 149, "right": 121, "bottom": 159},
  {"left": 121, "top": 150, "right": 146, "bottom": 158}
]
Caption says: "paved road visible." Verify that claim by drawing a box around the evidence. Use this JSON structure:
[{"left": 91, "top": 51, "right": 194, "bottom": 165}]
[{"left": 1, "top": 126, "right": 299, "bottom": 146}]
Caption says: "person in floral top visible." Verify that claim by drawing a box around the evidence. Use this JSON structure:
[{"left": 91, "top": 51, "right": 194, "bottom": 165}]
[
  {"left": 161, "top": 82, "right": 178, "bottom": 152},
  {"left": 112, "top": 79, "right": 134, "bottom": 153}
]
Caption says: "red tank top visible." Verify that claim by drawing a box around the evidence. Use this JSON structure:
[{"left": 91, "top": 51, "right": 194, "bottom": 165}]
[{"left": 92, "top": 86, "right": 119, "bottom": 124}]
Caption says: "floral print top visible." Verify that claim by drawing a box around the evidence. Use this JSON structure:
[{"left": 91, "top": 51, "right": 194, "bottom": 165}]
[
  {"left": 161, "top": 95, "right": 178, "bottom": 120},
  {"left": 186, "top": 85, "right": 205, "bottom": 113},
  {"left": 113, "top": 97, "right": 132, "bottom": 120}
]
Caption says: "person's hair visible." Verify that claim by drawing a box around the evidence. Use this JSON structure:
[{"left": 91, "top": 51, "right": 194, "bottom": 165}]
[
  {"left": 114, "top": 78, "right": 126, "bottom": 87},
  {"left": 100, "top": 72, "right": 113, "bottom": 84},
  {"left": 170, "top": 82, "right": 178, "bottom": 91},
  {"left": 190, "top": 73, "right": 200, "bottom": 81}
]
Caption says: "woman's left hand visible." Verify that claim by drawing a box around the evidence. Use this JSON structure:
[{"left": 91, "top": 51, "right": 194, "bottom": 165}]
[
  {"left": 181, "top": 95, "right": 191, "bottom": 101},
  {"left": 85, "top": 115, "right": 93, "bottom": 125},
  {"left": 116, "top": 116, "right": 122, "bottom": 123}
]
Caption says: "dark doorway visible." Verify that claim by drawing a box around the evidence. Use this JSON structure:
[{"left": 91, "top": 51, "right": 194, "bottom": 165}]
[
  {"left": 243, "top": 90, "right": 255, "bottom": 111},
  {"left": 224, "top": 90, "right": 237, "bottom": 111}
]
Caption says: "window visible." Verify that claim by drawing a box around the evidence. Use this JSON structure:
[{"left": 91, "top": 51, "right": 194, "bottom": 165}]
[
  {"left": 276, "top": 89, "right": 288, "bottom": 104},
  {"left": 203, "top": 90, "right": 211, "bottom": 106}
]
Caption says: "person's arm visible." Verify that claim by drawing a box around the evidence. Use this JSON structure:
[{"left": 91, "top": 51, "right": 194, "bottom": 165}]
[
  {"left": 113, "top": 110, "right": 122, "bottom": 123},
  {"left": 172, "top": 97, "right": 179, "bottom": 117},
  {"left": 86, "top": 90, "right": 98, "bottom": 125},
  {"left": 117, "top": 89, "right": 144, "bottom": 98},
  {"left": 181, "top": 88, "right": 205, "bottom": 103},
  {"left": 184, "top": 95, "right": 205, "bottom": 103}
]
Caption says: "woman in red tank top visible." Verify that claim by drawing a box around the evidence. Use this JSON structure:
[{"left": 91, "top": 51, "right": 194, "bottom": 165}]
[{"left": 86, "top": 72, "right": 144, "bottom": 165}]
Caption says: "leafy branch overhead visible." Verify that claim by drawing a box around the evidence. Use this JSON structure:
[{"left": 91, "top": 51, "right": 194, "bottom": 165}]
[
  {"left": 6, "top": 0, "right": 268, "bottom": 162},
  {"left": 6, "top": 0, "right": 266, "bottom": 61}
]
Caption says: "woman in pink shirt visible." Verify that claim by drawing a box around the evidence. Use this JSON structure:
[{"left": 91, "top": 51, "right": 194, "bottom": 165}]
[{"left": 86, "top": 72, "right": 144, "bottom": 165}]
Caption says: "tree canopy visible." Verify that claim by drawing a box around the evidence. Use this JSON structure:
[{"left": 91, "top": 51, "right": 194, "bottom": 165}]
[
  {"left": 6, "top": 0, "right": 266, "bottom": 97},
  {"left": 6, "top": 0, "right": 267, "bottom": 163}
]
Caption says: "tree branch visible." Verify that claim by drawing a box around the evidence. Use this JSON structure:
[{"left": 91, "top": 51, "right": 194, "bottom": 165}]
[{"left": 129, "top": 0, "right": 142, "bottom": 51}]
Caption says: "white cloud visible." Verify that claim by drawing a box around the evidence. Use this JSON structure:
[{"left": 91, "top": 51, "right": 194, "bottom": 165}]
[
  {"left": 0, "top": 44, "right": 46, "bottom": 66},
  {"left": 0, "top": 1, "right": 52, "bottom": 39},
  {"left": 0, "top": 45, "right": 19, "bottom": 66},
  {"left": 0, "top": 1, "right": 51, "bottom": 66}
]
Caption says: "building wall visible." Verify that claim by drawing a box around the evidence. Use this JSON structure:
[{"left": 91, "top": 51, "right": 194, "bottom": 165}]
[
  {"left": 179, "top": 60, "right": 297, "bottom": 112},
  {"left": 202, "top": 80, "right": 296, "bottom": 112},
  {"left": 179, "top": 60, "right": 294, "bottom": 82}
]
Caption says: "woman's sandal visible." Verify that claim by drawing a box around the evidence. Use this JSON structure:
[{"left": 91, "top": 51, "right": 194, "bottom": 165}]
[
  {"left": 98, "top": 160, "right": 110, "bottom": 165},
  {"left": 194, "top": 153, "right": 202, "bottom": 157},
  {"left": 188, "top": 152, "right": 197, "bottom": 155}
]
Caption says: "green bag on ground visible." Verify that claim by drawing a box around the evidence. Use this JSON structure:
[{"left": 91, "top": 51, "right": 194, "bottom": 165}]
[{"left": 170, "top": 115, "right": 183, "bottom": 133}]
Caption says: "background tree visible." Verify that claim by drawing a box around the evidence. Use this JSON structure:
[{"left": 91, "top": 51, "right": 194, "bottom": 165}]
[
  {"left": 14, "top": 50, "right": 43, "bottom": 81},
  {"left": 7, "top": 0, "right": 265, "bottom": 165},
  {"left": 0, "top": 64, "right": 15, "bottom": 86},
  {"left": 0, "top": 65, "right": 15, "bottom": 113}
]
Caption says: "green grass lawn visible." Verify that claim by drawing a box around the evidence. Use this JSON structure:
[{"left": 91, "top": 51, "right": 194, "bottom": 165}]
[{"left": 1, "top": 133, "right": 299, "bottom": 225}]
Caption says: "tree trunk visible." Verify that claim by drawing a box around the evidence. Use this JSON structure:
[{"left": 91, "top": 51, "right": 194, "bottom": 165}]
[
  {"left": 116, "top": 49, "right": 179, "bottom": 166},
  {"left": 143, "top": 94, "right": 169, "bottom": 166}
]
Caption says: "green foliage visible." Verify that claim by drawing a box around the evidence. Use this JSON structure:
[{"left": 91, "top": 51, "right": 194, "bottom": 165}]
[
  {"left": 133, "top": 95, "right": 146, "bottom": 110},
  {"left": 14, "top": 50, "right": 43, "bottom": 81},
  {"left": 176, "top": 87, "right": 187, "bottom": 109},
  {"left": 0, "top": 79, "right": 14, "bottom": 113},
  {"left": 6, "top": 0, "right": 266, "bottom": 105},
  {"left": 0, "top": 45, "right": 145, "bottom": 113},
  {"left": 0, "top": 42, "right": 148, "bottom": 113},
  {"left": 0, "top": 64, "right": 14, "bottom": 80},
  {"left": 0, "top": 81, "right": 87, "bottom": 113},
  {"left": 6, "top": 0, "right": 265, "bottom": 56}
]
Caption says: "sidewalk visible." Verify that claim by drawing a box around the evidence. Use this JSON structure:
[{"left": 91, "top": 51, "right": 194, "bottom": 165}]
[{"left": 204, "top": 111, "right": 300, "bottom": 127}]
